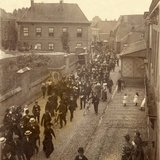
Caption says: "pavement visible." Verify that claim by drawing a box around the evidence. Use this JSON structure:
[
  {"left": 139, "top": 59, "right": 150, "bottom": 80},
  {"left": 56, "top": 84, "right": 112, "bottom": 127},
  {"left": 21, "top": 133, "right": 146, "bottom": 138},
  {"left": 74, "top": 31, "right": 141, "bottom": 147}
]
[{"left": 27, "top": 65, "right": 148, "bottom": 160}]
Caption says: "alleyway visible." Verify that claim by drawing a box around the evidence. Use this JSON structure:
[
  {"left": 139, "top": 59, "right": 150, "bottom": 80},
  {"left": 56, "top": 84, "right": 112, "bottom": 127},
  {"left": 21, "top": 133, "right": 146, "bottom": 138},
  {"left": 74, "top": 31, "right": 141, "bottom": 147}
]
[{"left": 28, "top": 66, "right": 147, "bottom": 160}]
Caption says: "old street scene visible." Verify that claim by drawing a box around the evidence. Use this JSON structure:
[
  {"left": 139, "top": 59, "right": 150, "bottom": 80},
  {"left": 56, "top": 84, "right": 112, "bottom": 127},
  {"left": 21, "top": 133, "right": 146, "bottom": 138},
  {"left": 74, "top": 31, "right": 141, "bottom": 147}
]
[{"left": 0, "top": 0, "right": 159, "bottom": 160}]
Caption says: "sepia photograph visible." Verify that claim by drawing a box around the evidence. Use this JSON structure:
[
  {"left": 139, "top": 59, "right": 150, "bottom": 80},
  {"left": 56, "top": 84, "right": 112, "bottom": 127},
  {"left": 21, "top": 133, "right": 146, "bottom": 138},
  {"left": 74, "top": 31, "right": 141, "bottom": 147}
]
[{"left": 0, "top": 0, "right": 159, "bottom": 159}]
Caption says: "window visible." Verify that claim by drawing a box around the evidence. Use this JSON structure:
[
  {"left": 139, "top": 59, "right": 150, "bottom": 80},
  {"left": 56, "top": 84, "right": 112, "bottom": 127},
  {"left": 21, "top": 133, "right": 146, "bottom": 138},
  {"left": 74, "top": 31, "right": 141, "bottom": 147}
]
[
  {"left": 35, "top": 43, "right": 42, "bottom": 50},
  {"left": 76, "top": 43, "right": 82, "bottom": 47},
  {"left": 62, "top": 28, "right": 67, "bottom": 33},
  {"left": 48, "top": 43, "right": 54, "bottom": 50},
  {"left": 23, "top": 27, "right": 29, "bottom": 36},
  {"left": 77, "top": 28, "right": 82, "bottom": 37},
  {"left": 49, "top": 28, "right": 54, "bottom": 37},
  {"left": 36, "top": 27, "right": 42, "bottom": 37}
]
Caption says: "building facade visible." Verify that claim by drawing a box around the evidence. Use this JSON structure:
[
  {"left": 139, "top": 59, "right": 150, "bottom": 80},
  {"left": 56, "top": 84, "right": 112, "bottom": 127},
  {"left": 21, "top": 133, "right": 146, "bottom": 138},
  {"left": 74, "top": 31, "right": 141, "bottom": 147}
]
[
  {"left": 17, "top": 0, "right": 91, "bottom": 53},
  {"left": 120, "top": 41, "right": 146, "bottom": 86},
  {"left": 0, "top": 9, "right": 17, "bottom": 50},
  {"left": 144, "top": 0, "right": 160, "bottom": 160}
]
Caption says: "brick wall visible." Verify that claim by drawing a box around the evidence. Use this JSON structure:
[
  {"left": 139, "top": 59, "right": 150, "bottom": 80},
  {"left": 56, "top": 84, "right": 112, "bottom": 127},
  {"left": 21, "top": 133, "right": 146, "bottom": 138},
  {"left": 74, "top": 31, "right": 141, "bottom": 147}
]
[{"left": 18, "top": 23, "right": 90, "bottom": 52}]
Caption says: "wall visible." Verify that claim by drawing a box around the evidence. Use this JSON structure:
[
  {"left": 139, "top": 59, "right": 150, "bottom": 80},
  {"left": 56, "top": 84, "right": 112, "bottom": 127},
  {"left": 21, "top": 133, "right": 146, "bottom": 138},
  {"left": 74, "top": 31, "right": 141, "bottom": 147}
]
[
  {"left": 17, "top": 22, "right": 90, "bottom": 52},
  {"left": 121, "top": 56, "right": 145, "bottom": 86}
]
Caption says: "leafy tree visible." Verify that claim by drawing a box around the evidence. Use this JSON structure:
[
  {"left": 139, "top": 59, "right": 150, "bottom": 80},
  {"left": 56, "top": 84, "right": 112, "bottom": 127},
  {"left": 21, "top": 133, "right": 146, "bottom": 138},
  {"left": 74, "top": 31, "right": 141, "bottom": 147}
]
[{"left": 61, "top": 32, "right": 70, "bottom": 53}]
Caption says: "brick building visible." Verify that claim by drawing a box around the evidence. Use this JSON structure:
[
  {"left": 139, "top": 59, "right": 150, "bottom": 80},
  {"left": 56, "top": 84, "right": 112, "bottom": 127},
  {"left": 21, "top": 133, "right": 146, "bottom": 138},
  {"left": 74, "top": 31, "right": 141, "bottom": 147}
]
[
  {"left": 115, "top": 15, "right": 145, "bottom": 53},
  {"left": 17, "top": 0, "right": 91, "bottom": 52}
]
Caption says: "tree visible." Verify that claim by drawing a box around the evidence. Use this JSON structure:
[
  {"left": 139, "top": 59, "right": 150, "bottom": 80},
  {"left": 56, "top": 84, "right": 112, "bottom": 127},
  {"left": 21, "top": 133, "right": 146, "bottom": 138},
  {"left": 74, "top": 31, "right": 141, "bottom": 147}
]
[{"left": 61, "top": 32, "right": 70, "bottom": 53}]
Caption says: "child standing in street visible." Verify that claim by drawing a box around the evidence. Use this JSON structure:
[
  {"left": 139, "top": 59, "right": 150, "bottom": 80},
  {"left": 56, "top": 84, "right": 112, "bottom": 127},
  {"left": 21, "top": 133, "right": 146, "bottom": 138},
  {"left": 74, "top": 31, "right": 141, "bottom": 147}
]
[
  {"left": 123, "top": 94, "right": 128, "bottom": 106},
  {"left": 133, "top": 92, "right": 139, "bottom": 106}
]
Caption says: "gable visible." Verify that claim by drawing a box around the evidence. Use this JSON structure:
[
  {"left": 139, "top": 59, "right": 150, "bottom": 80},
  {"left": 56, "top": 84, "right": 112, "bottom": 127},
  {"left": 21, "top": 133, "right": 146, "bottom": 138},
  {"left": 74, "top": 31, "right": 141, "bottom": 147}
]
[{"left": 18, "top": 3, "right": 90, "bottom": 24}]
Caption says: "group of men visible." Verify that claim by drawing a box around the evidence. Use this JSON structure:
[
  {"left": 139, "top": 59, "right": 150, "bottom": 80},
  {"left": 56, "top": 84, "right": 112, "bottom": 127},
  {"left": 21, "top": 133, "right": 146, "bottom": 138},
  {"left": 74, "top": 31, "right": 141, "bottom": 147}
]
[{"left": 0, "top": 50, "right": 119, "bottom": 160}]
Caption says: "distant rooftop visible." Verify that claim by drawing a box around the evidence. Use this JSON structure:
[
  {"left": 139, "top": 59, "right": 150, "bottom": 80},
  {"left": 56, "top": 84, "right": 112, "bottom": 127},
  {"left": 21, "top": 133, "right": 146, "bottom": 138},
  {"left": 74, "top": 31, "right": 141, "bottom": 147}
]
[
  {"left": 17, "top": 2, "right": 90, "bottom": 24},
  {"left": 120, "top": 40, "right": 146, "bottom": 57}
]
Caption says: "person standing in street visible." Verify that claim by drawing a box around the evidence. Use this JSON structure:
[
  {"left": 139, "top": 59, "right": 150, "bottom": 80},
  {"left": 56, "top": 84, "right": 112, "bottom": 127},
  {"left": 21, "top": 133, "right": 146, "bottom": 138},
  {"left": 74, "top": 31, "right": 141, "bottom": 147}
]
[
  {"left": 22, "top": 130, "right": 34, "bottom": 160},
  {"left": 41, "top": 110, "right": 52, "bottom": 128},
  {"left": 123, "top": 94, "right": 128, "bottom": 106},
  {"left": 68, "top": 95, "right": 76, "bottom": 122},
  {"left": 121, "top": 134, "right": 133, "bottom": 160},
  {"left": 41, "top": 83, "right": 46, "bottom": 99},
  {"left": 43, "top": 123, "right": 56, "bottom": 159},
  {"left": 56, "top": 100, "right": 67, "bottom": 128},
  {"left": 117, "top": 78, "right": 122, "bottom": 92},
  {"left": 32, "top": 101, "right": 41, "bottom": 123},
  {"left": 74, "top": 147, "right": 88, "bottom": 160},
  {"left": 133, "top": 92, "right": 139, "bottom": 106},
  {"left": 132, "top": 131, "right": 145, "bottom": 160},
  {"left": 92, "top": 93, "right": 100, "bottom": 115},
  {"left": 107, "top": 78, "right": 113, "bottom": 94}
]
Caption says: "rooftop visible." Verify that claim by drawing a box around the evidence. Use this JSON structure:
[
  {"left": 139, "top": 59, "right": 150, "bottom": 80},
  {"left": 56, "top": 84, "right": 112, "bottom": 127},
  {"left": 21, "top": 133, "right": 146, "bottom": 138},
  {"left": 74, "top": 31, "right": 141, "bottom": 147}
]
[
  {"left": 120, "top": 40, "right": 146, "bottom": 57},
  {"left": 18, "top": 2, "right": 90, "bottom": 24}
]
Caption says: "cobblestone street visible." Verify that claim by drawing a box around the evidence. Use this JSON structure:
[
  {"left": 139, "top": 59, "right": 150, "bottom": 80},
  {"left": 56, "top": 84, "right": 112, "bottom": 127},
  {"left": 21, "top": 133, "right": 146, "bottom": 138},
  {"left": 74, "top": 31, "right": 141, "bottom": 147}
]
[{"left": 27, "top": 66, "right": 148, "bottom": 160}]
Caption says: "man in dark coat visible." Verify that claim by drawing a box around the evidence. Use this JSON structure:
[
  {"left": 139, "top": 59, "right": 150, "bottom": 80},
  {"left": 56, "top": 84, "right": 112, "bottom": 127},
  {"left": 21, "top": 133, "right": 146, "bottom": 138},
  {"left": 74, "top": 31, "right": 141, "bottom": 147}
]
[
  {"left": 74, "top": 147, "right": 88, "bottom": 160},
  {"left": 32, "top": 101, "right": 41, "bottom": 123},
  {"left": 41, "top": 83, "right": 46, "bottom": 98},
  {"left": 121, "top": 134, "right": 133, "bottom": 160},
  {"left": 22, "top": 130, "right": 34, "bottom": 160},
  {"left": 117, "top": 78, "right": 122, "bottom": 93},
  {"left": 45, "top": 99, "right": 52, "bottom": 114},
  {"left": 43, "top": 123, "right": 56, "bottom": 158},
  {"left": 92, "top": 93, "right": 100, "bottom": 115},
  {"left": 48, "top": 93, "right": 58, "bottom": 117},
  {"left": 41, "top": 111, "right": 52, "bottom": 128},
  {"left": 79, "top": 88, "right": 86, "bottom": 110},
  {"left": 56, "top": 100, "right": 67, "bottom": 128},
  {"left": 107, "top": 78, "right": 113, "bottom": 93},
  {"left": 68, "top": 96, "right": 76, "bottom": 122},
  {"left": 132, "top": 131, "right": 144, "bottom": 160}
]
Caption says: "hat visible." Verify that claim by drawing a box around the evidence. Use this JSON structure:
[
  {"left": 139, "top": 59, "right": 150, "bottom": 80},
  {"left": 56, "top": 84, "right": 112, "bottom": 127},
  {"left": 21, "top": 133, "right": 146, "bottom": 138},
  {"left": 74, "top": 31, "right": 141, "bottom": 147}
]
[
  {"left": 135, "top": 130, "right": 140, "bottom": 136},
  {"left": 24, "top": 130, "right": 32, "bottom": 136},
  {"left": 124, "top": 134, "right": 130, "bottom": 141},
  {"left": 29, "top": 118, "right": 36, "bottom": 123},
  {"left": 78, "top": 147, "right": 84, "bottom": 153},
  {"left": 0, "top": 137, "right": 6, "bottom": 143},
  {"left": 103, "top": 83, "right": 107, "bottom": 86}
]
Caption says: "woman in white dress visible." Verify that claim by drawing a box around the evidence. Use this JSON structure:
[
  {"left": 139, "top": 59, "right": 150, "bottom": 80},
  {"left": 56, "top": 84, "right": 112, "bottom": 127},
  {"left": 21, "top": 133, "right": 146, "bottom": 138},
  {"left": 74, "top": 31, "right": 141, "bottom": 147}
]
[
  {"left": 123, "top": 93, "right": 128, "bottom": 106},
  {"left": 133, "top": 92, "right": 139, "bottom": 106}
]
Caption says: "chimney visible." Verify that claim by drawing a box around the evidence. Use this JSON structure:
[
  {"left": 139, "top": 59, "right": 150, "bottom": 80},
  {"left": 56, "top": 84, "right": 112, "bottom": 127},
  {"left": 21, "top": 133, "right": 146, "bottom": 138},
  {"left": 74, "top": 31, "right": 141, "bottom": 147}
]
[
  {"left": 60, "top": 0, "right": 63, "bottom": 4},
  {"left": 31, "top": 0, "right": 34, "bottom": 7}
]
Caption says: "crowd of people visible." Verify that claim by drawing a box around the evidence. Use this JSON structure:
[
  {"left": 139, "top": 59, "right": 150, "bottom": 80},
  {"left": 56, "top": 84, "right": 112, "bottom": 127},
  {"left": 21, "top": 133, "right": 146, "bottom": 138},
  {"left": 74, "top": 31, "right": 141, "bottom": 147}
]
[{"left": 0, "top": 50, "right": 120, "bottom": 160}]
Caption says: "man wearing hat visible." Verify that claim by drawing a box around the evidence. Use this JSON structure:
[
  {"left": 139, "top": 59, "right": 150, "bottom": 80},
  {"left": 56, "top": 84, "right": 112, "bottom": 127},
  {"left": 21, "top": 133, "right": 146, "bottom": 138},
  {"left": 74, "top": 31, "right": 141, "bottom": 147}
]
[
  {"left": 28, "top": 117, "right": 40, "bottom": 154},
  {"left": 41, "top": 110, "right": 52, "bottom": 128},
  {"left": 68, "top": 95, "right": 76, "bottom": 122},
  {"left": 22, "top": 130, "right": 34, "bottom": 160},
  {"left": 43, "top": 122, "right": 56, "bottom": 158},
  {"left": 121, "top": 134, "right": 133, "bottom": 160},
  {"left": 32, "top": 101, "right": 41, "bottom": 123},
  {"left": 41, "top": 83, "right": 46, "bottom": 98},
  {"left": 132, "top": 130, "right": 145, "bottom": 160},
  {"left": 74, "top": 147, "right": 88, "bottom": 160},
  {"left": 56, "top": 100, "right": 67, "bottom": 128},
  {"left": 0, "top": 137, "right": 16, "bottom": 160},
  {"left": 92, "top": 92, "right": 100, "bottom": 115}
]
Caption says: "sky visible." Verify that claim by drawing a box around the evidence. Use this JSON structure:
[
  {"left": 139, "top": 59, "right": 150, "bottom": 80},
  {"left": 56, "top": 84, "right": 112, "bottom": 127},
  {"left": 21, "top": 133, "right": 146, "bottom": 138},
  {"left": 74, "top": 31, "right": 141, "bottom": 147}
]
[{"left": 0, "top": 0, "right": 152, "bottom": 20}]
